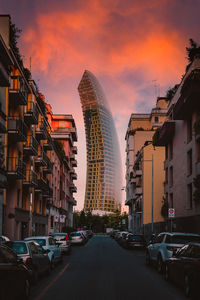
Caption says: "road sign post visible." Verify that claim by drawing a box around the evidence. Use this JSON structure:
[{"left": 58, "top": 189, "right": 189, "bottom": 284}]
[{"left": 168, "top": 208, "right": 175, "bottom": 232}]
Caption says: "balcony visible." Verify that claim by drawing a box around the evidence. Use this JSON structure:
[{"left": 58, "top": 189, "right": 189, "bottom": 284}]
[
  {"left": 155, "top": 121, "right": 175, "bottom": 146},
  {"left": 35, "top": 120, "right": 48, "bottom": 140},
  {"left": 43, "top": 131, "right": 53, "bottom": 150},
  {"left": 35, "top": 176, "right": 48, "bottom": 193},
  {"left": 23, "top": 135, "right": 38, "bottom": 156},
  {"left": 23, "top": 169, "right": 38, "bottom": 187},
  {"left": 72, "top": 146, "right": 77, "bottom": 154},
  {"left": 7, "top": 157, "right": 26, "bottom": 179},
  {"left": 69, "top": 183, "right": 77, "bottom": 193},
  {"left": 24, "top": 100, "right": 39, "bottom": 125},
  {"left": 43, "top": 156, "right": 53, "bottom": 174},
  {"left": 7, "top": 117, "right": 28, "bottom": 142},
  {"left": 0, "top": 108, "right": 6, "bottom": 133},
  {"left": 9, "top": 76, "right": 27, "bottom": 105},
  {"left": 0, "top": 168, "right": 7, "bottom": 188},
  {"left": 173, "top": 69, "right": 200, "bottom": 120},
  {"left": 43, "top": 186, "right": 53, "bottom": 198},
  {"left": 63, "top": 157, "right": 70, "bottom": 170},
  {"left": 35, "top": 150, "right": 49, "bottom": 167},
  {"left": 71, "top": 172, "right": 77, "bottom": 180},
  {"left": 71, "top": 159, "right": 77, "bottom": 167}
]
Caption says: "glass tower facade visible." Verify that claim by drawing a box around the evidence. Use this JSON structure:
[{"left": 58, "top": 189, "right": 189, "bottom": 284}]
[{"left": 78, "top": 70, "right": 122, "bottom": 213}]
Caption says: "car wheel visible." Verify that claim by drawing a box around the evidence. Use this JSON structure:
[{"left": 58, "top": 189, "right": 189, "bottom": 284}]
[
  {"left": 51, "top": 257, "right": 55, "bottom": 270},
  {"left": 184, "top": 274, "right": 191, "bottom": 297},
  {"left": 164, "top": 264, "right": 170, "bottom": 281},
  {"left": 157, "top": 255, "right": 163, "bottom": 273},
  {"left": 145, "top": 251, "right": 151, "bottom": 266},
  {"left": 21, "top": 279, "right": 30, "bottom": 300}
]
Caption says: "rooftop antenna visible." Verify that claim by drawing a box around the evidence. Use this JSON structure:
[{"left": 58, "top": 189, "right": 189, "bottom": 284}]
[{"left": 152, "top": 79, "right": 160, "bottom": 98}]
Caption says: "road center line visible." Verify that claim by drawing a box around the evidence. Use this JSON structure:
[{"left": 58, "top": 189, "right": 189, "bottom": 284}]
[{"left": 34, "top": 263, "right": 70, "bottom": 300}]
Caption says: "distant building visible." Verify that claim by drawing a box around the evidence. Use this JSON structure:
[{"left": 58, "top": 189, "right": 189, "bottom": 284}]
[
  {"left": 125, "top": 98, "right": 169, "bottom": 234},
  {"left": 78, "top": 70, "right": 122, "bottom": 214}
]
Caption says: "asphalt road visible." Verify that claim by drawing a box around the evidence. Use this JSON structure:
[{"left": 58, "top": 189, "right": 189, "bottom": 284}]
[{"left": 30, "top": 235, "right": 187, "bottom": 300}]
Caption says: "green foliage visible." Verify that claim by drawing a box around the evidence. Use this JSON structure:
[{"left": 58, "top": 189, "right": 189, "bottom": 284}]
[
  {"left": 161, "top": 197, "right": 168, "bottom": 218},
  {"left": 185, "top": 39, "right": 200, "bottom": 72},
  {"left": 165, "top": 84, "right": 179, "bottom": 100},
  {"left": 23, "top": 68, "right": 32, "bottom": 82},
  {"left": 73, "top": 210, "right": 128, "bottom": 233},
  {"left": 152, "top": 127, "right": 160, "bottom": 147},
  {"left": 10, "top": 21, "right": 23, "bottom": 68},
  {"left": 193, "top": 175, "right": 200, "bottom": 203}
]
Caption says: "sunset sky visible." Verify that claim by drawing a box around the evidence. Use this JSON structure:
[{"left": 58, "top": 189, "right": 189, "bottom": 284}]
[{"left": 1, "top": 0, "right": 200, "bottom": 210}]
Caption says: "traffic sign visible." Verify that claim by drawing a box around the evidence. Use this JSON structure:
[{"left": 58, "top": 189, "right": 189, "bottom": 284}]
[{"left": 168, "top": 208, "right": 175, "bottom": 218}]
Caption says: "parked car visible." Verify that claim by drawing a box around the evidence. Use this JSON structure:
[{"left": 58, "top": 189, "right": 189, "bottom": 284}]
[
  {"left": 25, "top": 236, "right": 62, "bottom": 269},
  {"left": 77, "top": 231, "right": 89, "bottom": 242},
  {"left": 50, "top": 233, "right": 71, "bottom": 254},
  {"left": 6, "top": 240, "right": 51, "bottom": 284},
  {"left": 0, "top": 244, "right": 31, "bottom": 300},
  {"left": 164, "top": 243, "right": 200, "bottom": 297},
  {"left": 119, "top": 232, "right": 130, "bottom": 247},
  {"left": 110, "top": 230, "right": 120, "bottom": 238},
  {"left": 125, "top": 234, "right": 146, "bottom": 249},
  {"left": 0, "top": 235, "right": 10, "bottom": 244},
  {"left": 70, "top": 232, "right": 86, "bottom": 245},
  {"left": 146, "top": 232, "right": 200, "bottom": 273},
  {"left": 116, "top": 231, "right": 129, "bottom": 244},
  {"left": 86, "top": 230, "right": 93, "bottom": 238}
]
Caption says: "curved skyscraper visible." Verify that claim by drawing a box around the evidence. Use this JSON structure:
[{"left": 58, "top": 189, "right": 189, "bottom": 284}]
[{"left": 78, "top": 70, "right": 122, "bottom": 214}]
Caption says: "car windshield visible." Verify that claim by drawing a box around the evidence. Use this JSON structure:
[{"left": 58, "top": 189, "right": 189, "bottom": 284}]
[
  {"left": 34, "top": 239, "right": 46, "bottom": 246},
  {"left": 53, "top": 234, "right": 66, "bottom": 239},
  {"left": 170, "top": 235, "right": 200, "bottom": 244},
  {"left": 7, "top": 242, "right": 28, "bottom": 254},
  {"left": 71, "top": 233, "right": 81, "bottom": 237}
]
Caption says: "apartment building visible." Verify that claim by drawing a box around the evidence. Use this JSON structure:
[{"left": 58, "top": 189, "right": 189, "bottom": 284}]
[
  {"left": 125, "top": 97, "right": 169, "bottom": 233},
  {"left": 156, "top": 55, "right": 200, "bottom": 233},
  {"left": 0, "top": 15, "right": 77, "bottom": 239},
  {"left": 47, "top": 107, "right": 77, "bottom": 230}
]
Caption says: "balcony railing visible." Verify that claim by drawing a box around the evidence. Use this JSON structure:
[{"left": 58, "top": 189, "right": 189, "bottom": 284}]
[
  {"left": 43, "top": 156, "right": 53, "bottom": 174},
  {"left": 35, "top": 150, "right": 49, "bottom": 166},
  {"left": 24, "top": 100, "right": 39, "bottom": 125},
  {"left": 23, "top": 169, "right": 38, "bottom": 187},
  {"left": 43, "top": 131, "right": 53, "bottom": 150},
  {"left": 71, "top": 172, "right": 77, "bottom": 180},
  {"left": 35, "top": 176, "right": 48, "bottom": 193},
  {"left": 7, "top": 117, "right": 28, "bottom": 142},
  {"left": 71, "top": 159, "right": 77, "bottom": 167},
  {"left": 7, "top": 157, "right": 26, "bottom": 179},
  {"left": 35, "top": 120, "right": 48, "bottom": 140},
  {"left": 9, "top": 75, "right": 27, "bottom": 105},
  {"left": 0, "top": 108, "right": 6, "bottom": 133},
  {"left": 69, "top": 183, "right": 77, "bottom": 193},
  {"left": 72, "top": 146, "right": 77, "bottom": 154},
  {"left": 23, "top": 135, "right": 38, "bottom": 156}
]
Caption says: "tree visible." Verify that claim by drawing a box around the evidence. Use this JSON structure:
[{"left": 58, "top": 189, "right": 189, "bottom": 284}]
[{"left": 10, "top": 21, "right": 23, "bottom": 68}]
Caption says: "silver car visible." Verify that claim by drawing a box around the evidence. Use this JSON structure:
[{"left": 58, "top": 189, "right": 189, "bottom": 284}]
[
  {"left": 70, "top": 232, "right": 86, "bottom": 245},
  {"left": 25, "top": 236, "right": 62, "bottom": 269},
  {"left": 6, "top": 240, "right": 51, "bottom": 284},
  {"left": 50, "top": 233, "right": 71, "bottom": 254}
]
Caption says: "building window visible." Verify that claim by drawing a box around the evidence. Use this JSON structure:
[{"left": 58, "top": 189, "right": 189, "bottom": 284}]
[
  {"left": 155, "top": 116, "right": 159, "bottom": 123},
  {"left": 187, "top": 118, "right": 192, "bottom": 143},
  {"left": 187, "top": 149, "right": 192, "bottom": 176},
  {"left": 170, "top": 193, "right": 173, "bottom": 208},
  {"left": 187, "top": 183, "right": 193, "bottom": 209},
  {"left": 169, "top": 166, "right": 173, "bottom": 187}
]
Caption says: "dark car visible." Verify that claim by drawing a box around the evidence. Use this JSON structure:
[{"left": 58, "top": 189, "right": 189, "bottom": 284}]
[
  {"left": 6, "top": 240, "right": 51, "bottom": 284},
  {"left": 119, "top": 232, "right": 130, "bottom": 247},
  {"left": 110, "top": 230, "right": 120, "bottom": 238},
  {"left": 125, "top": 234, "right": 146, "bottom": 249},
  {"left": 165, "top": 243, "right": 200, "bottom": 297},
  {"left": 0, "top": 244, "right": 31, "bottom": 300},
  {"left": 86, "top": 230, "right": 93, "bottom": 238}
]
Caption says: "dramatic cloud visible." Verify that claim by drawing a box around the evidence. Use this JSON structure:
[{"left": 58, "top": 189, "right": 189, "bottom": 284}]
[{"left": 1, "top": 0, "right": 200, "bottom": 209}]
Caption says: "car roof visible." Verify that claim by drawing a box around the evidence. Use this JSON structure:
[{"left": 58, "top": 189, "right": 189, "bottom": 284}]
[
  {"left": 25, "top": 236, "right": 49, "bottom": 240},
  {"left": 158, "top": 232, "right": 200, "bottom": 236}
]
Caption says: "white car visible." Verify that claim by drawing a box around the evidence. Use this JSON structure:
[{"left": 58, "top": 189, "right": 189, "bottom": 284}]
[
  {"left": 25, "top": 236, "right": 62, "bottom": 269},
  {"left": 70, "top": 232, "right": 86, "bottom": 245},
  {"left": 146, "top": 232, "right": 200, "bottom": 272}
]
